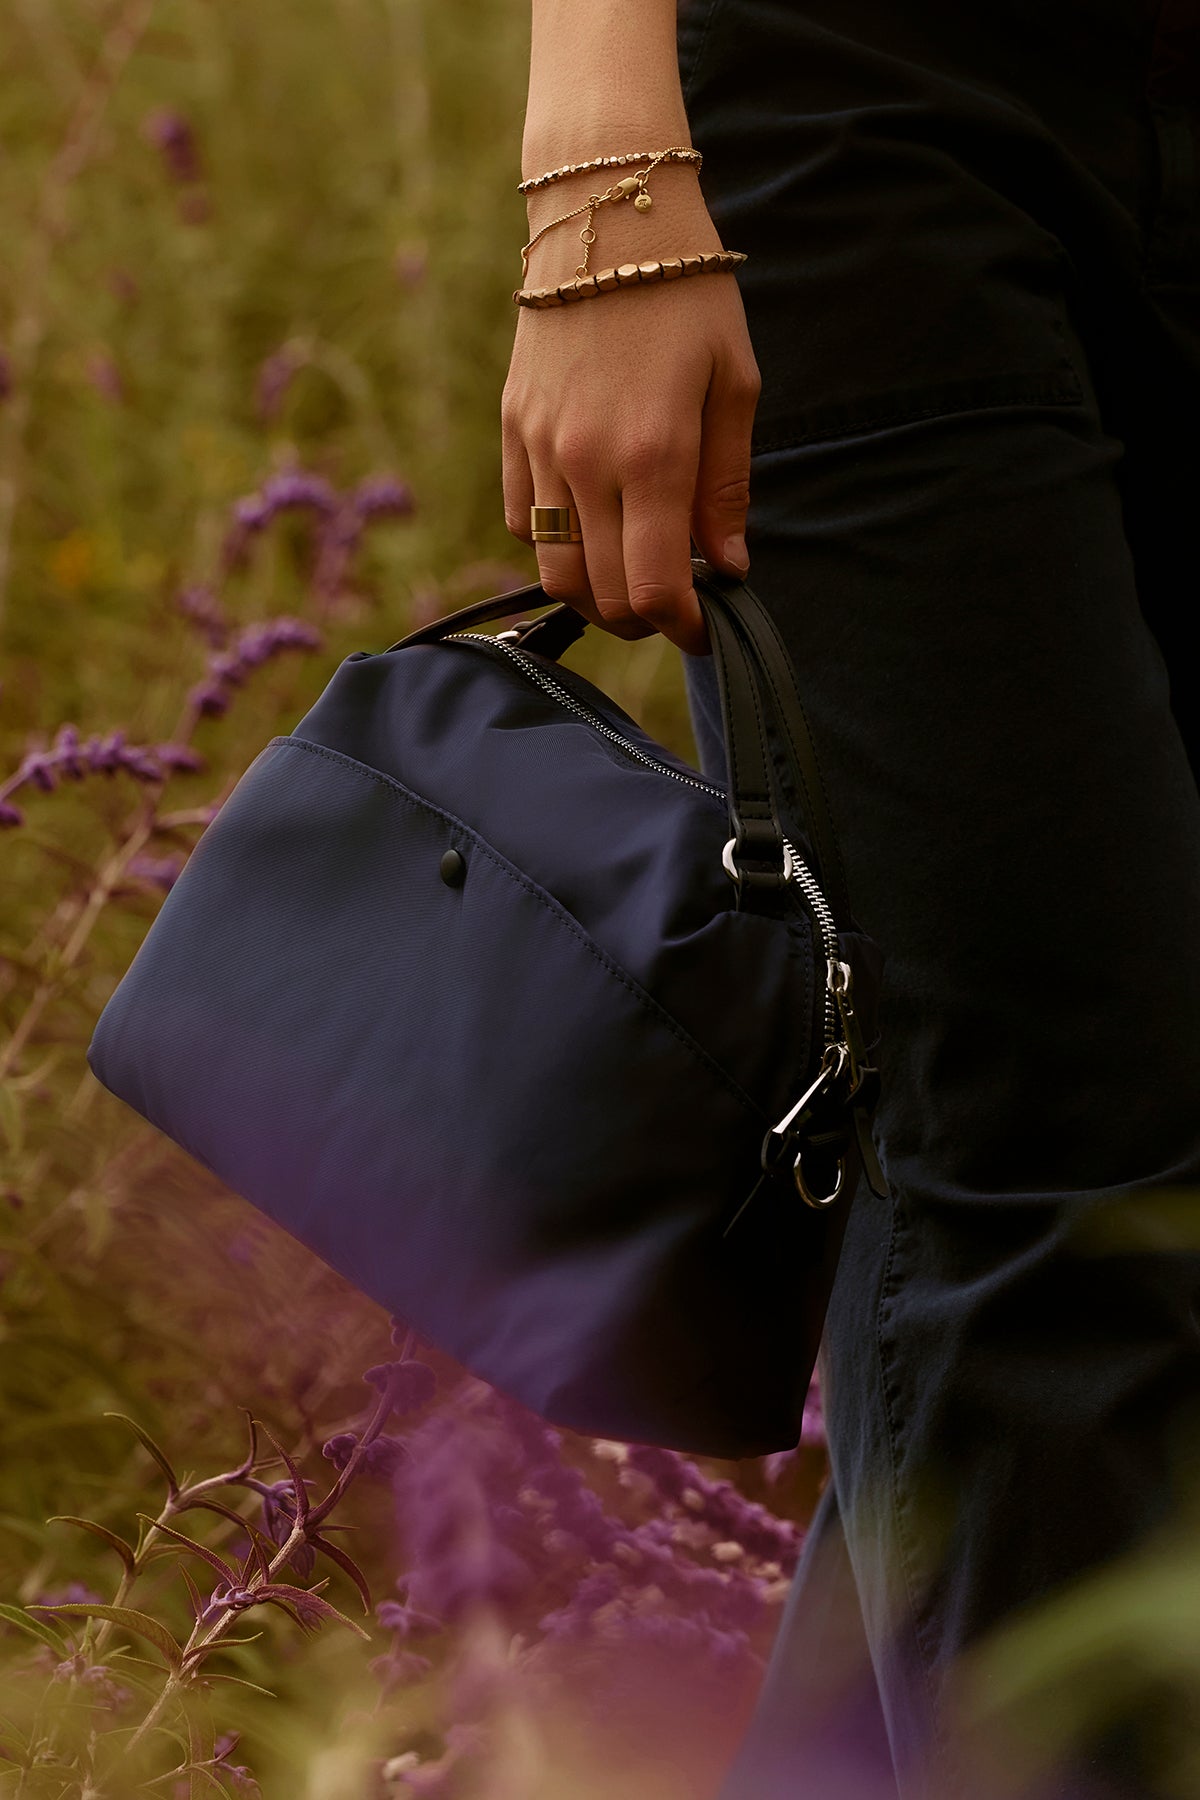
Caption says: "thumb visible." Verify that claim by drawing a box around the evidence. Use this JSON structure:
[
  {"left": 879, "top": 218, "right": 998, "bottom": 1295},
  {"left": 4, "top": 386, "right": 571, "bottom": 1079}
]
[{"left": 691, "top": 359, "right": 760, "bottom": 577}]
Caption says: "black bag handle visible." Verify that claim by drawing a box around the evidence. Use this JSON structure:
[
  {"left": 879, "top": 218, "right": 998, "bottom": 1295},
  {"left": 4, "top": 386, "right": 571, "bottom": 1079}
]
[{"left": 387, "top": 555, "right": 851, "bottom": 928}]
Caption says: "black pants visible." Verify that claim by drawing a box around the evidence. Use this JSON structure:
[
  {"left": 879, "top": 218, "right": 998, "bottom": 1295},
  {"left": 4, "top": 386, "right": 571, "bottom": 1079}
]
[{"left": 675, "top": 2, "right": 1200, "bottom": 1794}]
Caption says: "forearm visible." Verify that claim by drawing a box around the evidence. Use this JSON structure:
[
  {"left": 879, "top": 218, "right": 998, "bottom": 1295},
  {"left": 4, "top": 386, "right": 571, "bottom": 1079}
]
[
  {"left": 522, "top": 0, "right": 721, "bottom": 289},
  {"left": 524, "top": 0, "right": 692, "bottom": 174}
]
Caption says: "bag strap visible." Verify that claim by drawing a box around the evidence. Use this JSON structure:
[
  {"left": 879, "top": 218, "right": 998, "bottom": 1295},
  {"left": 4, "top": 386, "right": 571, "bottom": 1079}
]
[
  {"left": 387, "top": 557, "right": 851, "bottom": 928},
  {"left": 693, "top": 563, "right": 851, "bottom": 928}
]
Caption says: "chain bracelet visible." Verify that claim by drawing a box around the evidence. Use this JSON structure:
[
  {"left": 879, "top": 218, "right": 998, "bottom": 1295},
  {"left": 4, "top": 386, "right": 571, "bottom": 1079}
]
[{"left": 519, "top": 145, "right": 701, "bottom": 284}]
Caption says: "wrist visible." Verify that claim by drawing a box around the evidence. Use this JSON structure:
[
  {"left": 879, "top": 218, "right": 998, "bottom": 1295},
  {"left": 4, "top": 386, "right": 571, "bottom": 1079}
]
[{"left": 521, "top": 161, "right": 718, "bottom": 290}]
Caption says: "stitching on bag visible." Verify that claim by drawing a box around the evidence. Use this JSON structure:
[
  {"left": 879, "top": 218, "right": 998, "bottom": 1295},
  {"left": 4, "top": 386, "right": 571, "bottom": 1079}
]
[{"left": 268, "top": 734, "right": 770, "bottom": 1122}]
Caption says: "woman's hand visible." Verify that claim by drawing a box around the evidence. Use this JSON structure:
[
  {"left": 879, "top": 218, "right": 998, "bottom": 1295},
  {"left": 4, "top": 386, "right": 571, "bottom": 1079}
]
[{"left": 501, "top": 186, "right": 762, "bottom": 658}]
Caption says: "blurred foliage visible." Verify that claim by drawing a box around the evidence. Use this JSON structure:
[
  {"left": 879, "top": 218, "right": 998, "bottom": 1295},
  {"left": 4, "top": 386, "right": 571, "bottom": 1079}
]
[{"left": 0, "top": 1, "right": 789, "bottom": 1791}]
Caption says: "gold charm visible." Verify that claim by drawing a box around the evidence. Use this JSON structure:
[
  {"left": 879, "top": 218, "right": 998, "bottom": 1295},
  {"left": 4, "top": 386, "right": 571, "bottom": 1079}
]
[{"left": 634, "top": 192, "right": 652, "bottom": 212}]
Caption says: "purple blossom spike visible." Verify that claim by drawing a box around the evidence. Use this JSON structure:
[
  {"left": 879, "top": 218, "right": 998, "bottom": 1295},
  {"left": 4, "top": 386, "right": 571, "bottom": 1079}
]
[
  {"left": 127, "top": 853, "right": 185, "bottom": 892},
  {"left": 352, "top": 474, "right": 415, "bottom": 521},
  {"left": 143, "top": 109, "right": 203, "bottom": 185},
  {"left": 363, "top": 1359, "right": 437, "bottom": 1415},
  {"left": 258, "top": 1479, "right": 316, "bottom": 1578},
  {"left": 175, "top": 583, "right": 229, "bottom": 647},
  {"left": 220, "top": 471, "right": 337, "bottom": 570},
  {"left": 0, "top": 725, "right": 206, "bottom": 823},
  {"left": 187, "top": 617, "right": 322, "bottom": 720},
  {"left": 369, "top": 1647, "right": 434, "bottom": 1693}
]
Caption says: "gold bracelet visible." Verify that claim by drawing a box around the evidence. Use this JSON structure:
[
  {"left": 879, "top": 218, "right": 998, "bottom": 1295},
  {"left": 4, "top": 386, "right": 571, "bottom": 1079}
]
[
  {"left": 513, "top": 251, "right": 747, "bottom": 309},
  {"left": 518, "top": 146, "right": 701, "bottom": 195},
  {"left": 520, "top": 147, "right": 700, "bottom": 286}
]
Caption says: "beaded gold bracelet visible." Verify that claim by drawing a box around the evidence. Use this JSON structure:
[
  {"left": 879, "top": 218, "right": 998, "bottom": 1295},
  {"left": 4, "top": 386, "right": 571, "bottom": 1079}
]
[
  {"left": 513, "top": 250, "right": 747, "bottom": 309},
  {"left": 517, "top": 146, "right": 701, "bottom": 195},
  {"left": 520, "top": 146, "right": 702, "bottom": 286}
]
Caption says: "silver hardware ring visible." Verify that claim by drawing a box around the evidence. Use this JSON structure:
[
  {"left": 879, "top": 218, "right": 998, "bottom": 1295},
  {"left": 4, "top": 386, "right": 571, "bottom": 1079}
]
[{"left": 722, "top": 836, "right": 795, "bottom": 884}]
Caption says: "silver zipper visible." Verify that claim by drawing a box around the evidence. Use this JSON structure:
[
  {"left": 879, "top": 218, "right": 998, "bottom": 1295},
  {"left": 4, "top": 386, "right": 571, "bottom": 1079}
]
[{"left": 446, "top": 628, "right": 842, "bottom": 1041}]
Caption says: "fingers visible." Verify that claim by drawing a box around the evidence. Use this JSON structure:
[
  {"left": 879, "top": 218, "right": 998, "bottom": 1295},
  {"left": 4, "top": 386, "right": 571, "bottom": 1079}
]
[
  {"left": 689, "top": 350, "right": 762, "bottom": 579},
  {"left": 502, "top": 406, "right": 655, "bottom": 642},
  {"left": 619, "top": 431, "right": 712, "bottom": 659},
  {"left": 500, "top": 323, "right": 760, "bottom": 656}
]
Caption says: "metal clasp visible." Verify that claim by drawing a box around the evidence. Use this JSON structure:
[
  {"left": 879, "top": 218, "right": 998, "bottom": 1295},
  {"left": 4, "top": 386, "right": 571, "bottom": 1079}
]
[{"left": 722, "top": 835, "right": 794, "bottom": 886}]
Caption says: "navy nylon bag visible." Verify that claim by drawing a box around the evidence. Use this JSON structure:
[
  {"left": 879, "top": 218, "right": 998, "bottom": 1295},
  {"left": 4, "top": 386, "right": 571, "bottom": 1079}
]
[{"left": 87, "top": 556, "right": 885, "bottom": 1458}]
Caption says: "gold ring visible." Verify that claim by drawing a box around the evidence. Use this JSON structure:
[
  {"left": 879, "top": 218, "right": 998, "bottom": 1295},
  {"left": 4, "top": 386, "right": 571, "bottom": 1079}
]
[{"left": 531, "top": 503, "right": 582, "bottom": 544}]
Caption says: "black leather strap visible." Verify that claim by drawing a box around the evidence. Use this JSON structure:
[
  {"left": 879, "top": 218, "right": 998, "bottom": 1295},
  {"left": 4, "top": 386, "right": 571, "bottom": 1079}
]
[
  {"left": 386, "top": 557, "right": 851, "bottom": 926},
  {"left": 693, "top": 563, "right": 852, "bottom": 927}
]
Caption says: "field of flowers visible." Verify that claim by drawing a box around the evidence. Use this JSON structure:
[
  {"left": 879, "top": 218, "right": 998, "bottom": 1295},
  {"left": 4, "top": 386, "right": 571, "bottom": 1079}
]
[{"left": 0, "top": 3, "right": 833, "bottom": 1793}]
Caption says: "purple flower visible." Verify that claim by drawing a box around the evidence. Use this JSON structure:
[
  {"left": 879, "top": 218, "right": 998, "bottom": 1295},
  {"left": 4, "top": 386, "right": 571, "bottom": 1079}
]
[
  {"left": 375, "top": 1599, "right": 443, "bottom": 1638},
  {"left": 127, "top": 853, "right": 185, "bottom": 892},
  {"left": 187, "top": 679, "right": 231, "bottom": 717},
  {"left": 175, "top": 583, "right": 230, "bottom": 647},
  {"left": 0, "top": 724, "right": 207, "bottom": 823},
  {"left": 201, "top": 1581, "right": 259, "bottom": 1624},
  {"left": 143, "top": 109, "right": 203, "bottom": 184},
  {"left": 320, "top": 1432, "right": 357, "bottom": 1471},
  {"left": 220, "top": 471, "right": 337, "bottom": 570},
  {"left": 627, "top": 1445, "right": 801, "bottom": 1569},
  {"left": 258, "top": 1480, "right": 315, "bottom": 1578},
  {"left": 352, "top": 474, "right": 414, "bottom": 521},
  {"left": 187, "top": 618, "right": 322, "bottom": 721},
  {"left": 51, "top": 1656, "right": 133, "bottom": 1711},
  {"left": 319, "top": 1428, "right": 408, "bottom": 1482},
  {"left": 363, "top": 1359, "right": 437, "bottom": 1416},
  {"left": 369, "top": 1647, "right": 434, "bottom": 1693}
]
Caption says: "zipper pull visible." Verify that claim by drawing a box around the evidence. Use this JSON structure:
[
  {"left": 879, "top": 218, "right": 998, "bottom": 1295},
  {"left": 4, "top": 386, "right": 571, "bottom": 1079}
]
[
  {"left": 761, "top": 1041, "right": 852, "bottom": 1208},
  {"left": 828, "top": 958, "right": 889, "bottom": 1199},
  {"left": 828, "top": 958, "right": 871, "bottom": 1092}
]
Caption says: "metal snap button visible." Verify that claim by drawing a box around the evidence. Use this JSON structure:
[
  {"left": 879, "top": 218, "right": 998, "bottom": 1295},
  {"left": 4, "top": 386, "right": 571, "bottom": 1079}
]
[{"left": 439, "top": 848, "right": 466, "bottom": 887}]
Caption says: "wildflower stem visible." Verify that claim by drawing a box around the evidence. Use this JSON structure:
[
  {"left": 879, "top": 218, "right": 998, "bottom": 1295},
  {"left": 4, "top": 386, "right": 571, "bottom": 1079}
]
[{"left": 0, "top": 809, "right": 156, "bottom": 1083}]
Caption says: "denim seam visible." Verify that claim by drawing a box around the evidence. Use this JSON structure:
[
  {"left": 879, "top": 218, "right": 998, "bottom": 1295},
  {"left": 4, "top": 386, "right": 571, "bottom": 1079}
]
[
  {"left": 268, "top": 733, "right": 770, "bottom": 1120},
  {"left": 875, "top": 1182, "right": 963, "bottom": 1796},
  {"left": 750, "top": 372, "right": 1085, "bottom": 458}
]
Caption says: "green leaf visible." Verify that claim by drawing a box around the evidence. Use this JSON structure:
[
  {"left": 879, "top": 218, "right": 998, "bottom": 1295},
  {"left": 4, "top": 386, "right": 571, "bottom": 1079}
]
[
  {"left": 262, "top": 1584, "right": 371, "bottom": 1641},
  {"left": 310, "top": 1530, "right": 372, "bottom": 1614},
  {"left": 0, "top": 1602, "right": 70, "bottom": 1655},
  {"left": 257, "top": 1424, "right": 310, "bottom": 1524},
  {"left": 185, "top": 1696, "right": 215, "bottom": 1800},
  {"left": 103, "top": 1413, "right": 180, "bottom": 1498},
  {"left": 134, "top": 1513, "right": 237, "bottom": 1583},
  {"left": 26, "top": 1603, "right": 183, "bottom": 1669},
  {"left": 47, "top": 1514, "right": 137, "bottom": 1575},
  {"left": 178, "top": 1562, "right": 206, "bottom": 1621},
  {"left": 195, "top": 1671, "right": 278, "bottom": 1698}
]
